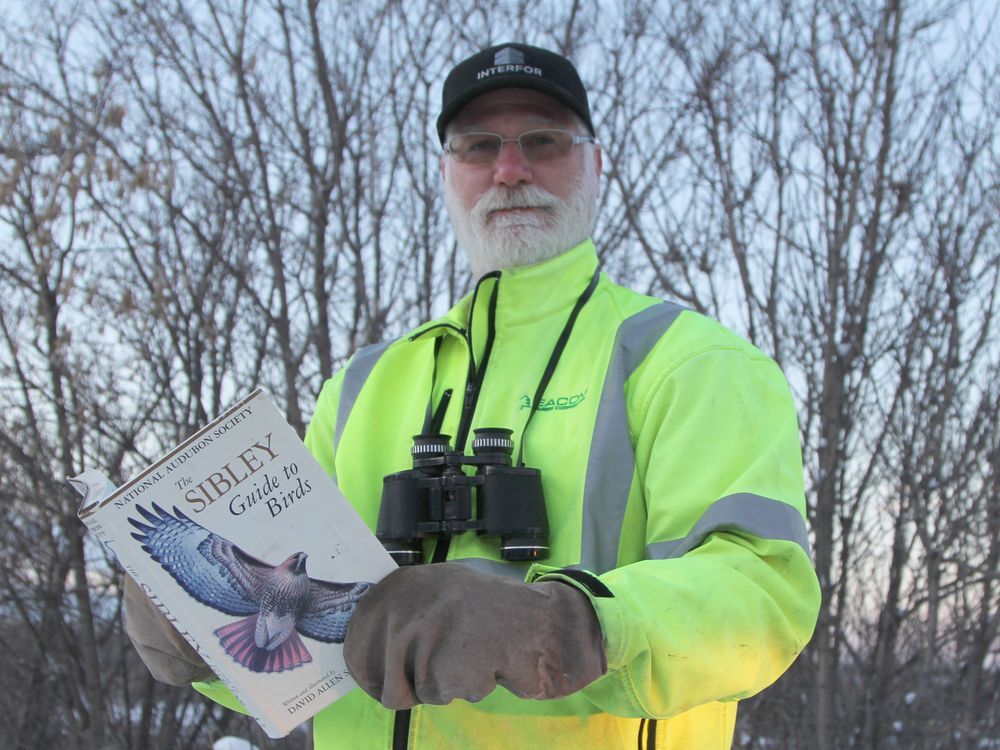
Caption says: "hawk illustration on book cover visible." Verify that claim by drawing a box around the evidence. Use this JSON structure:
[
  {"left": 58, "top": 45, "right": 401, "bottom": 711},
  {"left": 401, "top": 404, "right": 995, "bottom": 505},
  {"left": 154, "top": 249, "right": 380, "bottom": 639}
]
[{"left": 129, "top": 503, "right": 372, "bottom": 674}]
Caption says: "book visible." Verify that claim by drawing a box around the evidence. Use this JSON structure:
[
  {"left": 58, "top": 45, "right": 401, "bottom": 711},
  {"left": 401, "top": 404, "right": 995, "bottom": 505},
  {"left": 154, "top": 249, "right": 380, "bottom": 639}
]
[{"left": 72, "top": 389, "right": 397, "bottom": 738}]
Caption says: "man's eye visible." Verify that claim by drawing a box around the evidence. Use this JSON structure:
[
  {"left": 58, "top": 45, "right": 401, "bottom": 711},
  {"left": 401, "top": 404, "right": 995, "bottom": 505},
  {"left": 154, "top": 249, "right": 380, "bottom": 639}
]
[
  {"left": 522, "top": 132, "right": 558, "bottom": 148},
  {"left": 466, "top": 137, "right": 499, "bottom": 153}
]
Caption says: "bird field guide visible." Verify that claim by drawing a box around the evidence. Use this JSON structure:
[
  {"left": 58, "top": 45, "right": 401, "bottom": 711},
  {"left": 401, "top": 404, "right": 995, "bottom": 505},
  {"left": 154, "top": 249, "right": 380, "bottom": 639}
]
[{"left": 72, "top": 389, "right": 397, "bottom": 738}]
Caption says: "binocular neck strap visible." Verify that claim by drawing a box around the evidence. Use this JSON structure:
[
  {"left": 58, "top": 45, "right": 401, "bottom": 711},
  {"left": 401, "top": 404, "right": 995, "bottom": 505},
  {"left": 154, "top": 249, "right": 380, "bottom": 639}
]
[{"left": 516, "top": 270, "right": 601, "bottom": 467}]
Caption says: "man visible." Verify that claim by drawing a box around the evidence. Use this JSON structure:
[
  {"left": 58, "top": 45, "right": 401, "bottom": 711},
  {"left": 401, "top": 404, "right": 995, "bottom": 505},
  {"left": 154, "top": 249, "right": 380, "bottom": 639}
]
[{"left": 126, "top": 42, "right": 820, "bottom": 749}]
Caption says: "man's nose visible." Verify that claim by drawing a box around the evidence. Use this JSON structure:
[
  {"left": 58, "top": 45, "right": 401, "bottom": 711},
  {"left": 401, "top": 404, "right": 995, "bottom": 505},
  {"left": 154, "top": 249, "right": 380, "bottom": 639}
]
[{"left": 492, "top": 140, "right": 533, "bottom": 186}]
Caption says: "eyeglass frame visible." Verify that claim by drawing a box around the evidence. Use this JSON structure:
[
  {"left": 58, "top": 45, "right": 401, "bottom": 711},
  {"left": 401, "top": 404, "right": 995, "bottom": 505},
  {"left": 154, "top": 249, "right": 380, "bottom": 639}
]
[{"left": 442, "top": 128, "right": 599, "bottom": 164}]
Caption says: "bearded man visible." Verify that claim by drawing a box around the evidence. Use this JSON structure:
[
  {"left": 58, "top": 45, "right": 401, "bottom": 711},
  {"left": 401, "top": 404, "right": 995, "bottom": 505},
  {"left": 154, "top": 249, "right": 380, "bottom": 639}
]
[{"left": 126, "top": 42, "right": 820, "bottom": 750}]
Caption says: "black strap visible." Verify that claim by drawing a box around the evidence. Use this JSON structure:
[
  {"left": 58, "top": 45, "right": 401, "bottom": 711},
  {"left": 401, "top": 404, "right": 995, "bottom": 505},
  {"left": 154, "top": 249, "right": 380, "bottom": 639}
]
[
  {"left": 429, "top": 273, "right": 502, "bottom": 566},
  {"left": 427, "top": 388, "right": 453, "bottom": 435},
  {"left": 516, "top": 270, "right": 600, "bottom": 466},
  {"left": 426, "top": 269, "right": 599, "bottom": 565},
  {"left": 392, "top": 709, "right": 411, "bottom": 750},
  {"left": 455, "top": 273, "right": 501, "bottom": 452},
  {"left": 555, "top": 568, "right": 614, "bottom": 598}
]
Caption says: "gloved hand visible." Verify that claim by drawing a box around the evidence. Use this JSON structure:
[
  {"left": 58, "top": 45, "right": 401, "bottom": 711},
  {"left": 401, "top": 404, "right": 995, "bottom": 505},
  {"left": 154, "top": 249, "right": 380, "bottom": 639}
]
[
  {"left": 343, "top": 562, "right": 606, "bottom": 709},
  {"left": 122, "top": 574, "right": 216, "bottom": 686}
]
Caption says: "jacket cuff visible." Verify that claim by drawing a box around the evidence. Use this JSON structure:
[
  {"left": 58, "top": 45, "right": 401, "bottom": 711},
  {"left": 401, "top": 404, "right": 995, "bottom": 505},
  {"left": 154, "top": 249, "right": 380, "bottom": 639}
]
[
  {"left": 527, "top": 564, "right": 627, "bottom": 670},
  {"left": 527, "top": 563, "right": 613, "bottom": 597}
]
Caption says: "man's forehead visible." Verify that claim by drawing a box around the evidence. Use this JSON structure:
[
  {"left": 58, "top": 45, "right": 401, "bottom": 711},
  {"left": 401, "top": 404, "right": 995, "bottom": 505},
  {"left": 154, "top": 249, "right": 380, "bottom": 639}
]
[{"left": 450, "top": 88, "right": 575, "bottom": 129}]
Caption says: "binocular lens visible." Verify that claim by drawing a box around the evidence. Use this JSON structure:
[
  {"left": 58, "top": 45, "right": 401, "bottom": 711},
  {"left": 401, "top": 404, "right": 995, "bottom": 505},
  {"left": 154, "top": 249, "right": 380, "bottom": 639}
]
[
  {"left": 383, "top": 541, "right": 423, "bottom": 566},
  {"left": 500, "top": 538, "right": 550, "bottom": 562}
]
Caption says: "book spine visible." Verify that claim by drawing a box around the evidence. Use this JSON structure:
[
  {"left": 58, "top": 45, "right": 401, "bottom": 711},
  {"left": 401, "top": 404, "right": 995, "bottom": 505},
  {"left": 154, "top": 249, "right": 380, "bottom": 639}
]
[{"left": 81, "top": 511, "right": 290, "bottom": 738}]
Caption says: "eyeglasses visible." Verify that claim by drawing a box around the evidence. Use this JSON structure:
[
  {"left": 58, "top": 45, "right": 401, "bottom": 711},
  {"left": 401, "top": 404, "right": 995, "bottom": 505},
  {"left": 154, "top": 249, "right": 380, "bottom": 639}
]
[{"left": 444, "top": 129, "right": 598, "bottom": 165}]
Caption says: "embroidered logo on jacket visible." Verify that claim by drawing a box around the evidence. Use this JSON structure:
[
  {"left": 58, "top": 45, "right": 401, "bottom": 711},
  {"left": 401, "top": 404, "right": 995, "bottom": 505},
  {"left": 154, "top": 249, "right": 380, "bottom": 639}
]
[{"left": 519, "top": 390, "right": 587, "bottom": 411}]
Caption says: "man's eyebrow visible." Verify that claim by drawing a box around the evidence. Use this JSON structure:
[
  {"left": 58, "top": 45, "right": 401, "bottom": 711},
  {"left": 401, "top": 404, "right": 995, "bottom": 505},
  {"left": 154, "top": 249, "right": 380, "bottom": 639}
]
[{"left": 523, "top": 112, "right": 565, "bottom": 127}]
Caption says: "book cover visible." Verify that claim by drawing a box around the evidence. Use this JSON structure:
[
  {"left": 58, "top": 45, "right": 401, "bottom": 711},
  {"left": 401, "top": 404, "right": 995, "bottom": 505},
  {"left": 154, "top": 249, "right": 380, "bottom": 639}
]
[{"left": 72, "top": 389, "right": 396, "bottom": 738}]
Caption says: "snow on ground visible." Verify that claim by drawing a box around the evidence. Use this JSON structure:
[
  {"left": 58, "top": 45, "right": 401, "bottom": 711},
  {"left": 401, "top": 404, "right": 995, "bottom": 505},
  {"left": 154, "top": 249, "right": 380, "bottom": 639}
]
[{"left": 213, "top": 738, "right": 260, "bottom": 750}]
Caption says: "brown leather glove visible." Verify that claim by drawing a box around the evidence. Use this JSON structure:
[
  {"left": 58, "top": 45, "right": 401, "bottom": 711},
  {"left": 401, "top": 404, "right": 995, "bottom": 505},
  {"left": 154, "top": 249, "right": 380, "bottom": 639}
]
[
  {"left": 343, "top": 562, "right": 606, "bottom": 709},
  {"left": 122, "top": 574, "right": 216, "bottom": 686}
]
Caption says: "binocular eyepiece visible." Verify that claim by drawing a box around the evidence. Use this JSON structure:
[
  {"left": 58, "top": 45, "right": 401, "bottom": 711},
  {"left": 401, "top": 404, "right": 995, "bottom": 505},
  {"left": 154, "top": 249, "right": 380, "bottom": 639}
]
[{"left": 377, "top": 428, "right": 550, "bottom": 566}]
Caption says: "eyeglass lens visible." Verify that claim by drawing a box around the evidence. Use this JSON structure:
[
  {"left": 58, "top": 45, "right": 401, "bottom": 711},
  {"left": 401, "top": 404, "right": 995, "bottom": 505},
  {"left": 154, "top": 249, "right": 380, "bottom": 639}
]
[{"left": 447, "top": 130, "right": 577, "bottom": 164}]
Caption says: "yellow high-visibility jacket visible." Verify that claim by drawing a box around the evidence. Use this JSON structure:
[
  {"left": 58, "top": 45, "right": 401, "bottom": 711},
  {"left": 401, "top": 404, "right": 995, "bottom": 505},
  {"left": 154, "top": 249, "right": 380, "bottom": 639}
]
[{"left": 198, "top": 239, "right": 819, "bottom": 749}]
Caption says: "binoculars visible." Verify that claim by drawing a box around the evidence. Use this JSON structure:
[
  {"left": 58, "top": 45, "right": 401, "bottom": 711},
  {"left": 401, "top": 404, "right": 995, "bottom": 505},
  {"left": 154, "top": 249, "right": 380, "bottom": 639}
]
[{"left": 377, "top": 428, "right": 550, "bottom": 566}]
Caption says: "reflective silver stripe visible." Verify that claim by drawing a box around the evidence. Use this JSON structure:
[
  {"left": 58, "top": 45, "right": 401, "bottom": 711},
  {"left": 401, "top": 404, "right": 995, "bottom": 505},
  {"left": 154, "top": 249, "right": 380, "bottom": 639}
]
[
  {"left": 334, "top": 340, "right": 392, "bottom": 454},
  {"left": 579, "top": 302, "right": 685, "bottom": 573},
  {"left": 453, "top": 557, "right": 530, "bottom": 580},
  {"left": 645, "top": 493, "right": 812, "bottom": 560}
]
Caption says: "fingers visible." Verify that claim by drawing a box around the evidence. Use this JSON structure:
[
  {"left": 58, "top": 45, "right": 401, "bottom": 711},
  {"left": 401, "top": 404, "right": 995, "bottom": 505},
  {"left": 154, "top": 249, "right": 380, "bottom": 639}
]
[
  {"left": 122, "top": 575, "right": 215, "bottom": 686},
  {"left": 342, "top": 563, "right": 606, "bottom": 710}
]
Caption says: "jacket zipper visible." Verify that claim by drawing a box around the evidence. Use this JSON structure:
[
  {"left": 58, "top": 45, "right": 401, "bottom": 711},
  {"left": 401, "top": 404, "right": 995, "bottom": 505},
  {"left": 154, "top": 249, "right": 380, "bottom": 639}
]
[
  {"left": 428, "top": 277, "right": 498, "bottom": 567},
  {"left": 637, "top": 718, "right": 658, "bottom": 749},
  {"left": 388, "top": 270, "right": 599, "bottom": 749},
  {"left": 392, "top": 275, "right": 501, "bottom": 750}
]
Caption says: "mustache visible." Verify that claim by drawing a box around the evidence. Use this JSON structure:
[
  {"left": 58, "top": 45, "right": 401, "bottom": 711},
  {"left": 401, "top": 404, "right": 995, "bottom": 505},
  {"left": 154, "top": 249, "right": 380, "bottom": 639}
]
[{"left": 473, "top": 185, "right": 560, "bottom": 219}]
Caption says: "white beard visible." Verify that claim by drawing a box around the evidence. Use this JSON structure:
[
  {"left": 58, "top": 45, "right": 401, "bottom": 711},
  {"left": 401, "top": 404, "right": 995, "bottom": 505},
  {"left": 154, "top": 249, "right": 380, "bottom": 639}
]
[{"left": 445, "top": 167, "right": 599, "bottom": 279}]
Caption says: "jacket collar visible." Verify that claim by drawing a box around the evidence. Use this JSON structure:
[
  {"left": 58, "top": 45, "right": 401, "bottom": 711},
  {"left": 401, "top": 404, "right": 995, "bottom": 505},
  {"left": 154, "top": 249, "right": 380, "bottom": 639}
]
[{"left": 411, "top": 239, "right": 599, "bottom": 340}]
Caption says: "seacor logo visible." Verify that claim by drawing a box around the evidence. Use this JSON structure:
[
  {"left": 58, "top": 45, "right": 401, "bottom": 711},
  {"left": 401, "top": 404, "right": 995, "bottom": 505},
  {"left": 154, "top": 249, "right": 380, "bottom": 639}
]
[
  {"left": 520, "top": 390, "right": 587, "bottom": 412},
  {"left": 477, "top": 47, "right": 542, "bottom": 81}
]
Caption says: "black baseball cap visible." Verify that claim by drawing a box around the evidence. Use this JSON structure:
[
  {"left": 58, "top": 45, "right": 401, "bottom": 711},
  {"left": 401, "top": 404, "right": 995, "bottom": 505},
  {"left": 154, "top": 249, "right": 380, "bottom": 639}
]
[{"left": 436, "top": 42, "right": 594, "bottom": 144}]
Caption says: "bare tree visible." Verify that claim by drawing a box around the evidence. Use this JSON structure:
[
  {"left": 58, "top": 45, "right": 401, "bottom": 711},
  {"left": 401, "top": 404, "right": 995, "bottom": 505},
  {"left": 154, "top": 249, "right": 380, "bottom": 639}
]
[{"left": 1, "top": 1, "right": 996, "bottom": 749}]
